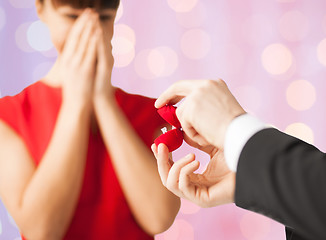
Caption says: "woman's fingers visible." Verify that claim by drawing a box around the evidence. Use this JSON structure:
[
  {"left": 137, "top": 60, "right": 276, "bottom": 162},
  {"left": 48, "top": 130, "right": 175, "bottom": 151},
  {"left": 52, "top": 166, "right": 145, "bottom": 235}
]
[
  {"left": 62, "top": 9, "right": 92, "bottom": 59},
  {"left": 96, "top": 26, "right": 114, "bottom": 77},
  {"left": 96, "top": 27, "right": 105, "bottom": 62},
  {"left": 83, "top": 24, "right": 100, "bottom": 68},
  {"left": 75, "top": 14, "right": 98, "bottom": 65},
  {"left": 93, "top": 24, "right": 115, "bottom": 97},
  {"left": 151, "top": 143, "right": 158, "bottom": 158},
  {"left": 96, "top": 27, "right": 107, "bottom": 78}
]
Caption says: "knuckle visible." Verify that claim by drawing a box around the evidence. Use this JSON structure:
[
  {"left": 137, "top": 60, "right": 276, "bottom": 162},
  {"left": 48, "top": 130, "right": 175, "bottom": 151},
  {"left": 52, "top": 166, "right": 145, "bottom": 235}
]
[
  {"left": 216, "top": 78, "right": 227, "bottom": 87},
  {"left": 216, "top": 78, "right": 223, "bottom": 84},
  {"left": 202, "top": 79, "right": 216, "bottom": 88},
  {"left": 195, "top": 79, "right": 225, "bottom": 96},
  {"left": 203, "top": 79, "right": 223, "bottom": 89}
]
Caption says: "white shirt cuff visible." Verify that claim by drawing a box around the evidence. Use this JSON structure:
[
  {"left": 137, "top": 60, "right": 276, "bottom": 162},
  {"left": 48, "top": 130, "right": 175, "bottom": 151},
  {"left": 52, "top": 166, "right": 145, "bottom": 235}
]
[{"left": 224, "top": 114, "right": 268, "bottom": 172}]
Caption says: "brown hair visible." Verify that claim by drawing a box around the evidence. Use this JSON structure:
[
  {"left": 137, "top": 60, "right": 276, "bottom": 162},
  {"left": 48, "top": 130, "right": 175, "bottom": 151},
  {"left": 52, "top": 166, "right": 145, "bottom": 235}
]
[{"left": 40, "top": 0, "right": 120, "bottom": 9}]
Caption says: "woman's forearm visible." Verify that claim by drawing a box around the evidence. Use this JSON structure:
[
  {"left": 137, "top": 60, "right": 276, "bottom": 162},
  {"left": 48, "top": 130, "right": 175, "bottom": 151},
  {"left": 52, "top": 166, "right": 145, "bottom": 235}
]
[
  {"left": 20, "top": 102, "right": 91, "bottom": 239},
  {"left": 94, "top": 95, "right": 180, "bottom": 235}
]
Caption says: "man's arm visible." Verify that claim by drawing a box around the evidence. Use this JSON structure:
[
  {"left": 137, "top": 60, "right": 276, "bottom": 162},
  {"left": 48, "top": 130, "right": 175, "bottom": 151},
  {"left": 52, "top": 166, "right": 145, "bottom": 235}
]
[
  {"left": 154, "top": 79, "right": 326, "bottom": 239},
  {"left": 235, "top": 128, "right": 326, "bottom": 239}
]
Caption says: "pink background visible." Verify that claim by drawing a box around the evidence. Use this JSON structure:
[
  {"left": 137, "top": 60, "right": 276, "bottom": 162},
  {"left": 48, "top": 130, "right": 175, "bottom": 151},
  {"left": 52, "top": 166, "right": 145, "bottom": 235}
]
[{"left": 1, "top": 0, "right": 326, "bottom": 239}]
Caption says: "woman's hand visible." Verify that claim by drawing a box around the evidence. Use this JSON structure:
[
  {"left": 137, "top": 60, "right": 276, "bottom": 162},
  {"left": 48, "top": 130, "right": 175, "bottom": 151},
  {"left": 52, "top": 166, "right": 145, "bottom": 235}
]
[
  {"left": 151, "top": 142, "right": 235, "bottom": 208},
  {"left": 58, "top": 9, "right": 100, "bottom": 109},
  {"left": 93, "top": 22, "right": 115, "bottom": 102}
]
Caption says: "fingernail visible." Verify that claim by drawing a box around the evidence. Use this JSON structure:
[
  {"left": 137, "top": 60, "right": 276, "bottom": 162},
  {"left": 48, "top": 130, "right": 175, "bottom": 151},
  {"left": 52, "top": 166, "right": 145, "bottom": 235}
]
[
  {"left": 185, "top": 154, "right": 193, "bottom": 160},
  {"left": 157, "top": 143, "right": 162, "bottom": 151},
  {"left": 157, "top": 143, "right": 166, "bottom": 153}
]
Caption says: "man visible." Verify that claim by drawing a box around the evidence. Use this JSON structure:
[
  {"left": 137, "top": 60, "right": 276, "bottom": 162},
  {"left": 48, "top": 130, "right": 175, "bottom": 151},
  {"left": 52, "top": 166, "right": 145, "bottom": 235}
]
[{"left": 151, "top": 79, "right": 326, "bottom": 240}]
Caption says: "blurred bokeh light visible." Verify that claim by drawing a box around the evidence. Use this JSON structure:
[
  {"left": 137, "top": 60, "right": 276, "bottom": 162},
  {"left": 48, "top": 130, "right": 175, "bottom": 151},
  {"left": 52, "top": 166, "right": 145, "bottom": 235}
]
[{"left": 1, "top": 0, "right": 326, "bottom": 239}]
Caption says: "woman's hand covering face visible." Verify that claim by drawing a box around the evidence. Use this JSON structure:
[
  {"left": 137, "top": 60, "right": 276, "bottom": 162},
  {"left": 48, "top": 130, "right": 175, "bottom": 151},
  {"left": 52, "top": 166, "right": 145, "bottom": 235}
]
[{"left": 57, "top": 9, "right": 115, "bottom": 107}]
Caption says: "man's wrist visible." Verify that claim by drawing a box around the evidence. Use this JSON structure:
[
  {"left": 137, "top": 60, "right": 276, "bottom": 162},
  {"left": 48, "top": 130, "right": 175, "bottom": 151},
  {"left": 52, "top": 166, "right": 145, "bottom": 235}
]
[{"left": 224, "top": 114, "right": 268, "bottom": 172}]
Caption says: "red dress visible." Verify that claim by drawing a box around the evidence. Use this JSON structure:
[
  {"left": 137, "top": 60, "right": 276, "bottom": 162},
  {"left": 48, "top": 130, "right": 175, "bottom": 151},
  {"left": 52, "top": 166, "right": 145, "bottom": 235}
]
[{"left": 0, "top": 81, "right": 165, "bottom": 240}]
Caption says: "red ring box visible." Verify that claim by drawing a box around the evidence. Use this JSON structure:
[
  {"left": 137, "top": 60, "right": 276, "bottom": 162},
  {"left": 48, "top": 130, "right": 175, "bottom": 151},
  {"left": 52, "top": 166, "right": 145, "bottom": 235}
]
[{"left": 154, "top": 105, "right": 183, "bottom": 152}]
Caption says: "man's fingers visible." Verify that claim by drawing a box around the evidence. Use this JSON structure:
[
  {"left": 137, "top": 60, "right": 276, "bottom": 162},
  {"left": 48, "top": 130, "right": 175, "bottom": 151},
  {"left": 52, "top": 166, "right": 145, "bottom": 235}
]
[
  {"left": 165, "top": 153, "right": 195, "bottom": 196},
  {"left": 155, "top": 80, "right": 205, "bottom": 108},
  {"left": 179, "top": 160, "right": 200, "bottom": 198},
  {"left": 183, "top": 133, "right": 212, "bottom": 154}
]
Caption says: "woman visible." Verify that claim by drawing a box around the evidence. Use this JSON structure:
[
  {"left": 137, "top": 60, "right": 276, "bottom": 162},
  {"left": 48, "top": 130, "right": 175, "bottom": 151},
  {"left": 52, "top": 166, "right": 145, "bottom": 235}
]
[{"left": 0, "top": 0, "right": 180, "bottom": 239}]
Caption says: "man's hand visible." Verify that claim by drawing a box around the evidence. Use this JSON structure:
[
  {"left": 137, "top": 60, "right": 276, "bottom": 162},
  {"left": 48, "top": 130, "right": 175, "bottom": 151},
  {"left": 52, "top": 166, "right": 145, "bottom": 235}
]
[
  {"left": 155, "top": 79, "right": 246, "bottom": 149},
  {"left": 151, "top": 143, "right": 235, "bottom": 207}
]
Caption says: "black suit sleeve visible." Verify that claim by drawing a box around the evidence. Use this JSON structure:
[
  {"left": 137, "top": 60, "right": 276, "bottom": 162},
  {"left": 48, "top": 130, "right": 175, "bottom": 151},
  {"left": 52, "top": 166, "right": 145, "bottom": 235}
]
[{"left": 235, "top": 128, "right": 326, "bottom": 239}]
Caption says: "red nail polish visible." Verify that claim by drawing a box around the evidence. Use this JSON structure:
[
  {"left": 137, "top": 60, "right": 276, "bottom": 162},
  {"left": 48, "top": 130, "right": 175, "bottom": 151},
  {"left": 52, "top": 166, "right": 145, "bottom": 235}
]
[{"left": 154, "top": 105, "right": 183, "bottom": 152}]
